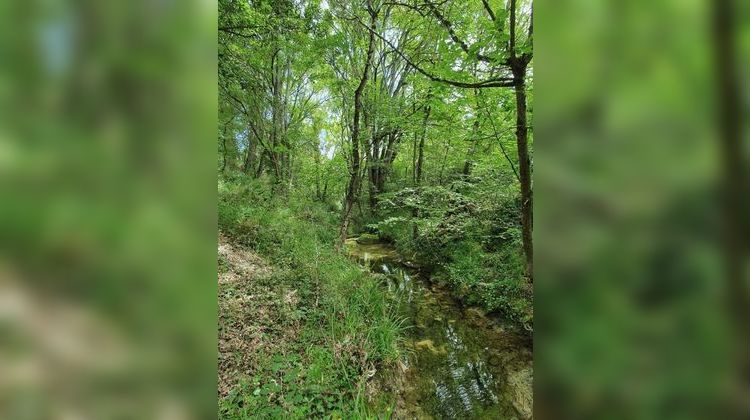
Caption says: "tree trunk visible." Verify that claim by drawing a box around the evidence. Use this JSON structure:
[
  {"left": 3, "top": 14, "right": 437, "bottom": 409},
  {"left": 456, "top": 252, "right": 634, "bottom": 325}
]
[
  {"left": 714, "top": 0, "right": 750, "bottom": 408},
  {"left": 369, "top": 166, "right": 379, "bottom": 209},
  {"left": 416, "top": 110, "right": 428, "bottom": 185},
  {"left": 314, "top": 148, "right": 322, "bottom": 199},
  {"left": 368, "top": 128, "right": 380, "bottom": 210},
  {"left": 462, "top": 119, "right": 480, "bottom": 176},
  {"left": 243, "top": 127, "right": 257, "bottom": 174},
  {"left": 412, "top": 127, "right": 418, "bottom": 185},
  {"left": 270, "top": 48, "right": 283, "bottom": 183},
  {"left": 338, "top": 10, "right": 377, "bottom": 247},
  {"left": 512, "top": 63, "right": 533, "bottom": 282},
  {"left": 221, "top": 119, "right": 239, "bottom": 172},
  {"left": 507, "top": 0, "right": 533, "bottom": 282},
  {"left": 413, "top": 103, "right": 430, "bottom": 239},
  {"left": 368, "top": 131, "right": 398, "bottom": 212},
  {"left": 221, "top": 135, "right": 228, "bottom": 172},
  {"left": 255, "top": 152, "right": 266, "bottom": 178}
]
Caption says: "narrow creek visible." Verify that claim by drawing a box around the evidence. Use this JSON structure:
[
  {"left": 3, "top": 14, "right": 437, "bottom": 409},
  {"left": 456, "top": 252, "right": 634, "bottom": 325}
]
[{"left": 345, "top": 237, "right": 533, "bottom": 419}]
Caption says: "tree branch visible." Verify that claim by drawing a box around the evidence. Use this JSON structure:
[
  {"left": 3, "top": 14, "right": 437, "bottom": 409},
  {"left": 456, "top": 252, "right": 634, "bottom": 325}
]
[
  {"left": 353, "top": 16, "right": 515, "bottom": 89},
  {"left": 481, "top": 0, "right": 497, "bottom": 21},
  {"left": 477, "top": 91, "right": 521, "bottom": 183},
  {"left": 219, "top": 26, "right": 259, "bottom": 39},
  {"left": 528, "top": 3, "right": 533, "bottom": 45},
  {"left": 422, "top": 0, "right": 495, "bottom": 63}
]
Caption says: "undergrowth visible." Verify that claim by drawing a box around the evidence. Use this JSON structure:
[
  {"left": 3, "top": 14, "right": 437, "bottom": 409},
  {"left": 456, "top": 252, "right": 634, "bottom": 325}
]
[
  {"left": 218, "top": 176, "right": 402, "bottom": 419},
  {"left": 372, "top": 171, "right": 533, "bottom": 330}
]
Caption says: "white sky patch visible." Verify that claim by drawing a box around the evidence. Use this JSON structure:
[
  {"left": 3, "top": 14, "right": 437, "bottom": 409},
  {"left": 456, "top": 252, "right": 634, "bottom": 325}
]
[
  {"left": 318, "top": 129, "right": 335, "bottom": 160},
  {"left": 294, "top": 0, "right": 306, "bottom": 14},
  {"left": 235, "top": 129, "right": 249, "bottom": 152},
  {"left": 38, "top": 13, "right": 75, "bottom": 77},
  {"left": 452, "top": 57, "right": 464, "bottom": 72}
]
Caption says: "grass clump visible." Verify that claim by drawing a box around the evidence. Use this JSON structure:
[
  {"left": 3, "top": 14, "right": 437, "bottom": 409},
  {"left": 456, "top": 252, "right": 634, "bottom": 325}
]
[{"left": 218, "top": 176, "right": 403, "bottom": 418}]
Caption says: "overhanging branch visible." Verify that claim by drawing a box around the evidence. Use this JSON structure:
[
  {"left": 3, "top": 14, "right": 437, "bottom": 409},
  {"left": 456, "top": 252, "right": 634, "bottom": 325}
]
[
  {"left": 353, "top": 16, "right": 516, "bottom": 89},
  {"left": 422, "top": 0, "right": 494, "bottom": 63}
]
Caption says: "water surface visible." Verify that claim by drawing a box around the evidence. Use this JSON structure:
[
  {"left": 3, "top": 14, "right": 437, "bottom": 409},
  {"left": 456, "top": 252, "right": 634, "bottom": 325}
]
[{"left": 345, "top": 238, "right": 533, "bottom": 419}]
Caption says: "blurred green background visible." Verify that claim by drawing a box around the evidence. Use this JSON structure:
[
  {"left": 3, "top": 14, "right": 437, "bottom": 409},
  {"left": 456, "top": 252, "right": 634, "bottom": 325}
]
[
  {"left": 0, "top": 0, "right": 217, "bottom": 418},
  {"left": 0, "top": 0, "right": 747, "bottom": 418},
  {"left": 536, "top": 0, "right": 749, "bottom": 418}
]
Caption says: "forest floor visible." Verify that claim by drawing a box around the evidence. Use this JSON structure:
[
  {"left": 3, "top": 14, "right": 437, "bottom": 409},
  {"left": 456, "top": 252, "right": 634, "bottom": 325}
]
[
  {"left": 217, "top": 230, "right": 401, "bottom": 417},
  {"left": 218, "top": 182, "right": 404, "bottom": 418},
  {"left": 218, "top": 232, "right": 278, "bottom": 397}
]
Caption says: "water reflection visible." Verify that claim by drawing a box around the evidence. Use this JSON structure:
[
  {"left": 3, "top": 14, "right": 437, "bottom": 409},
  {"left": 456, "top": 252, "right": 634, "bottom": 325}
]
[
  {"left": 445, "top": 324, "right": 465, "bottom": 351},
  {"left": 382, "top": 261, "right": 506, "bottom": 419},
  {"left": 345, "top": 239, "right": 530, "bottom": 419}
]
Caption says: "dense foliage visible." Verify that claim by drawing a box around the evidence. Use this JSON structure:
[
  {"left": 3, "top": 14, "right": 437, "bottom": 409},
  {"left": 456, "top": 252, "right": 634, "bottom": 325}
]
[
  {"left": 218, "top": 0, "right": 532, "bottom": 416},
  {"left": 373, "top": 169, "right": 531, "bottom": 327}
]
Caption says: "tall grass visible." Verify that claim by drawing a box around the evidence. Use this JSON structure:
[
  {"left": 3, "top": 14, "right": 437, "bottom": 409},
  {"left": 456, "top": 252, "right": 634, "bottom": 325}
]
[{"left": 219, "top": 175, "right": 404, "bottom": 418}]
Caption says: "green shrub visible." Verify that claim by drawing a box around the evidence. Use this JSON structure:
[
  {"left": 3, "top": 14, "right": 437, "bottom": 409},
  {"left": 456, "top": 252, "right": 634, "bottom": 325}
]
[{"left": 374, "top": 178, "right": 532, "bottom": 330}]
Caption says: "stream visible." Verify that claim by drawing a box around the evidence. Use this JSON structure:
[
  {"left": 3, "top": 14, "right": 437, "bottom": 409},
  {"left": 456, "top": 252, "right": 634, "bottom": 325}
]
[{"left": 345, "top": 238, "right": 533, "bottom": 419}]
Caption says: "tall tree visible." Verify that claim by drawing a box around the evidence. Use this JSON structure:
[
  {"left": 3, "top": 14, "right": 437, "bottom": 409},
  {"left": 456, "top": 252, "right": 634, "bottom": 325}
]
[
  {"left": 356, "top": 0, "right": 534, "bottom": 281},
  {"left": 338, "top": 0, "right": 380, "bottom": 246}
]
